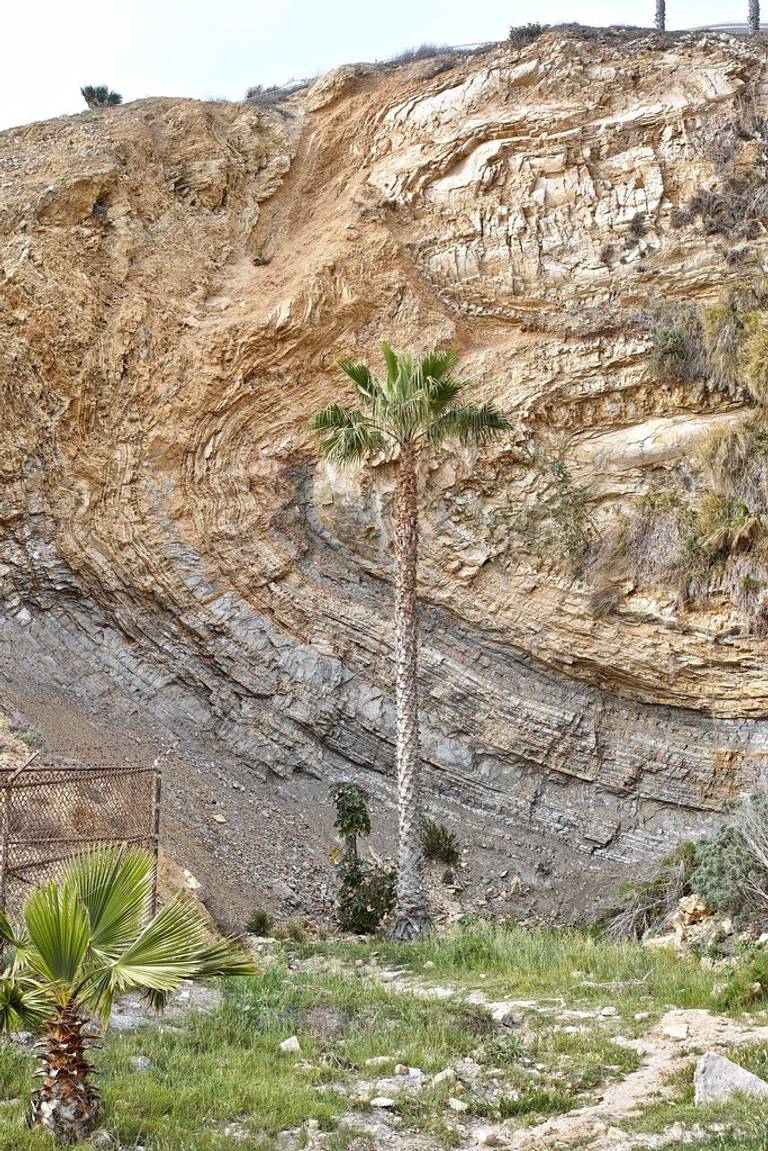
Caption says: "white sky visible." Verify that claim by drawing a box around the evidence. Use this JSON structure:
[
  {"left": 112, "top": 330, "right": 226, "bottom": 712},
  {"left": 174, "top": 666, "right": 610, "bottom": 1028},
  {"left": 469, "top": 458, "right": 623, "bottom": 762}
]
[{"left": 0, "top": 0, "right": 752, "bottom": 131}]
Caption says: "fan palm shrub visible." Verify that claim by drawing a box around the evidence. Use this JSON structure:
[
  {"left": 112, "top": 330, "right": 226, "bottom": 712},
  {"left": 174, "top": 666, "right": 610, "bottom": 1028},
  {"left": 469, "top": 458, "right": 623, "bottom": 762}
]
[
  {"left": 0, "top": 845, "right": 254, "bottom": 1144},
  {"left": 80, "top": 85, "right": 123, "bottom": 109},
  {"left": 309, "top": 342, "right": 509, "bottom": 940}
]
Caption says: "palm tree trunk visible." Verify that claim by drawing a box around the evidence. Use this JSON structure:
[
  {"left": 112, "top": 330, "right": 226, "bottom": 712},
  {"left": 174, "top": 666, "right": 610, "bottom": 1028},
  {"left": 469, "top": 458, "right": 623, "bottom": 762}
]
[
  {"left": 655, "top": 0, "right": 666, "bottom": 30},
  {"left": 749, "top": 0, "right": 760, "bottom": 33},
  {"left": 390, "top": 442, "right": 430, "bottom": 941},
  {"left": 29, "top": 1004, "right": 102, "bottom": 1145}
]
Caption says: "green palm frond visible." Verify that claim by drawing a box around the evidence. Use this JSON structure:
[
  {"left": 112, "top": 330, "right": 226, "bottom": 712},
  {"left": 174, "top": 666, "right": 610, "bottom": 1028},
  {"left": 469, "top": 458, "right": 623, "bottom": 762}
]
[
  {"left": 309, "top": 404, "right": 385, "bottom": 464},
  {"left": 381, "top": 340, "right": 400, "bottom": 387},
  {"left": 418, "top": 345, "right": 459, "bottom": 385},
  {"left": 190, "top": 937, "right": 257, "bottom": 978},
  {"left": 63, "top": 845, "right": 154, "bottom": 957},
  {"left": 98, "top": 899, "right": 208, "bottom": 994},
  {"left": 0, "top": 979, "right": 54, "bottom": 1034},
  {"left": 0, "top": 909, "right": 29, "bottom": 954},
  {"left": 337, "top": 359, "right": 383, "bottom": 405},
  {"left": 24, "top": 882, "right": 90, "bottom": 990},
  {"left": 90, "top": 898, "right": 254, "bottom": 1016},
  {"left": 425, "top": 402, "right": 512, "bottom": 446}
]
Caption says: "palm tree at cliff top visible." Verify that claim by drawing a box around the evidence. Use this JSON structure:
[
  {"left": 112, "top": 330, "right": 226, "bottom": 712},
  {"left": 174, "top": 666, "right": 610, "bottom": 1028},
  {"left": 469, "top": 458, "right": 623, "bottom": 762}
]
[{"left": 310, "top": 343, "right": 510, "bottom": 940}]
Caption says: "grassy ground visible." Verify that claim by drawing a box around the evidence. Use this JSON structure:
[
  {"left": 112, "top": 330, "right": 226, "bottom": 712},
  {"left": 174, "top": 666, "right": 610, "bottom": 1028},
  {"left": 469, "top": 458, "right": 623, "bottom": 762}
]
[
  {"left": 305, "top": 919, "right": 724, "bottom": 1018},
  {"left": 0, "top": 924, "right": 766, "bottom": 1149}
]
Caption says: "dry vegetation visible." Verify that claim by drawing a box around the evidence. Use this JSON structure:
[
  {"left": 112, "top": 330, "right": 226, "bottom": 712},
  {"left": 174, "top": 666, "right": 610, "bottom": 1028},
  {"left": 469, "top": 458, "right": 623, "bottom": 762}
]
[{"left": 585, "top": 279, "right": 768, "bottom": 632}]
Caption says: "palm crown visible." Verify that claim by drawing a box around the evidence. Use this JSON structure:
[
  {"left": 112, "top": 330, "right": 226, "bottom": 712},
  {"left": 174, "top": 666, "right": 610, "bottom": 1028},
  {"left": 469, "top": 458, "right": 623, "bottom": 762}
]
[
  {"left": 0, "top": 845, "right": 254, "bottom": 1032},
  {"left": 309, "top": 342, "right": 510, "bottom": 464}
]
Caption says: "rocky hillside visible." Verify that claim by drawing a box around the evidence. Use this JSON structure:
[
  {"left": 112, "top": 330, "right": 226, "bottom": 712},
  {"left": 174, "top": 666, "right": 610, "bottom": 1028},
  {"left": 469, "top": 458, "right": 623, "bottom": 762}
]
[{"left": 1, "top": 28, "right": 767, "bottom": 923}]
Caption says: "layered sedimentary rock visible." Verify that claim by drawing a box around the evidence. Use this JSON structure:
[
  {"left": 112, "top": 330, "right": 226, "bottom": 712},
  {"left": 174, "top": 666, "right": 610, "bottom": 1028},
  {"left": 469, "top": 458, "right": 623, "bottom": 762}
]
[{"left": 2, "top": 29, "right": 768, "bottom": 907}]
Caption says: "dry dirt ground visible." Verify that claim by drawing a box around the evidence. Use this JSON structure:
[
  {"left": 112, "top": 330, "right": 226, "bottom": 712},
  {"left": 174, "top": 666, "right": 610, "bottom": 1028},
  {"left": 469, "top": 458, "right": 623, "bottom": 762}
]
[{"left": 0, "top": 677, "right": 573, "bottom": 934}]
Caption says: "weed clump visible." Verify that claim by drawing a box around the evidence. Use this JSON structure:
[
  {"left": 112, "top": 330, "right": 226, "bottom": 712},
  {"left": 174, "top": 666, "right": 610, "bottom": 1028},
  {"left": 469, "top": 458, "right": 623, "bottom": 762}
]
[
  {"left": 421, "top": 818, "right": 460, "bottom": 865},
  {"left": 247, "top": 910, "right": 274, "bottom": 936},
  {"left": 515, "top": 451, "right": 595, "bottom": 578}
]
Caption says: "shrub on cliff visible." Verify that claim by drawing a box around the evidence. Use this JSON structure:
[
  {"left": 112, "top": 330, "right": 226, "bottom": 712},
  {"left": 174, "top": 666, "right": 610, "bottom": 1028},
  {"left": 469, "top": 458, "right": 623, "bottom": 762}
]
[
  {"left": 81, "top": 85, "right": 122, "bottom": 110},
  {"left": 509, "top": 23, "right": 547, "bottom": 47},
  {"left": 421, "top": 818, "right": 461, "bottom": 865}
]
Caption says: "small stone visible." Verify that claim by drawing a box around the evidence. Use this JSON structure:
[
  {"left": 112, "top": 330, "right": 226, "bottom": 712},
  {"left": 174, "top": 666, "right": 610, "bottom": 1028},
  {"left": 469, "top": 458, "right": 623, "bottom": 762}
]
[
  {"left": 370, "top": 1096, "right": 396, "bottom": 1108},
  {"left": 447, "top": 1096, "right": 468, "bottom": 1112},
  {"left": 423, "top": 960, "right": 435, "bottom": 969},
  {"left": 130, "top": 1055, "right": 151, "bottom": 1071},
  {"left": 354, "top": 959, "right": 365, "bottom": 968},
  {"left": 634, "top": 1011, "right": 650, "bottom": 1021},
  {"left": 365, "top": 1056, "right": 392, "bottom": 1067},
  {"left": 394, "top": 1063, "right": 409, "bottom": 1076},
  {"left": 661, "top": 1022, "right": 689, "bottom": 1040},
  {"left": 600, "top": 1006, "right": 619, "bottom": 1017},
  {"left": 306, "top": 1119, "right": 320, "bottom": 1130},
  {"left": 432, "top": 1067, "right": 457, "bottom": 1086},
  {"left": 212, "top": 813, "right": 226, "bottom": 824},
  {"left": 476, "top": 1129, "right": 503, "bottom": 1147},
  {"left": 279, "top": 1035, "right": 301, "bottom": 1053},
  {"left": 89, "top": 1133, "right": 116, "bottom": 1149}
]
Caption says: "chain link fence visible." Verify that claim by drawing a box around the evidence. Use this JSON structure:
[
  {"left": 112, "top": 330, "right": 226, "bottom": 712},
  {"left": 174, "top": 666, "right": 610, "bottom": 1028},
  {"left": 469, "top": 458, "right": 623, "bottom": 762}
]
[{"left": 0, "top": 758, "right": 161, "bottom": 918}]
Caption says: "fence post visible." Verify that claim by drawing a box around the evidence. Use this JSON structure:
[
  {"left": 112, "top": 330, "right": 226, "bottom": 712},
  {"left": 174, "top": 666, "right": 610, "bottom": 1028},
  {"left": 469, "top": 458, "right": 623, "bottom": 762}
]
[
  {"left": 150, "top": 769, "right": 162, "bottom": 914},
  {"left": 0, "top": 752, "right": 38, "bottom": 951}
]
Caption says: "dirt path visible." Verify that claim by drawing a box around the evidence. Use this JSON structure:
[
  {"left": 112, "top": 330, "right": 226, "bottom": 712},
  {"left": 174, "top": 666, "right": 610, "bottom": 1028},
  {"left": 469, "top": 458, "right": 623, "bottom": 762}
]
[{"left": 333, "top": 967, "right": 768, "bottom": 1151}]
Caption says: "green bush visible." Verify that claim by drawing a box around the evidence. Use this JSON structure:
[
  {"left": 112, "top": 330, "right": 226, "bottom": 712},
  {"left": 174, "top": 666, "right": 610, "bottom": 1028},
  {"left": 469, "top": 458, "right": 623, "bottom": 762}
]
[
  {"left": 247, "top": 910, "right": 274, "bottom": 936},
  {"left": 715, "top": 950, "right": 768, "bottom": 1010},
  {"left": 690, "top": 788, "right": 768, "bottom": 917},
  {"left": 331, "top": 783, "right": 395, "bottom": 934},
  {"left": 336, "top": 857, "right": 396, "bottom": 934},
  {"left": 509, "top": 23, "right": 547, "bottom": 47},
  {"left": 421, "top": 818, "right": 460, "bottom": 865}
]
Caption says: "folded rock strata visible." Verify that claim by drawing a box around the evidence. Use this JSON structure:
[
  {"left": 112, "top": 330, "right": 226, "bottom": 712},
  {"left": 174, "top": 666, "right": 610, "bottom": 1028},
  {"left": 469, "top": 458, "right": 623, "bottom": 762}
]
[{"left": 1, "top": 29, "right": 767, "bottom": 914}]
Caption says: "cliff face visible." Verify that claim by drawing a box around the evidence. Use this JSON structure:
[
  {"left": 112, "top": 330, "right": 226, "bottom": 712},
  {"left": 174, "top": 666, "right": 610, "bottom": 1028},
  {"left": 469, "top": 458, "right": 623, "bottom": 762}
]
[{"left": 2, "top": 29, "right": 768, "bottom": 912}]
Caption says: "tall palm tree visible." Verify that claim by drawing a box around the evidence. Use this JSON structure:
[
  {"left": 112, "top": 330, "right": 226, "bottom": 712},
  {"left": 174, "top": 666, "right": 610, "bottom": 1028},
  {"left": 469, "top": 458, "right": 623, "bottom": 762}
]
[
  {"left": 655, "top": 0, "right": 666, "bottom": 30},
  {"left": 0, "top": 846, "right": 254, "bottom": 1144},
  {"left": 749, "top": 0, "right": 760, "bottom": 34},
  {"left": 310, "top": 343, "right": 510, "bottom": 940}
]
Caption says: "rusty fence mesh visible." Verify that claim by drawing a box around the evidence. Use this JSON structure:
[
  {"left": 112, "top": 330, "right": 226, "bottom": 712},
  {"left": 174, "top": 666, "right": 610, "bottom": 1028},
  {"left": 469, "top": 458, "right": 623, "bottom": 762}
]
[{"left": 0, "top": 760, "right": 161, "bottom": 918}]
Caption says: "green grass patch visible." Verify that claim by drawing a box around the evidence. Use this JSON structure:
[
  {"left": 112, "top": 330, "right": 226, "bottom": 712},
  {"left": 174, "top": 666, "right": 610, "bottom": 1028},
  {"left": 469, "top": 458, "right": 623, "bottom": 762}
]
[{"left": 306, "top": 921, "right": 722, "bottom": 1016}]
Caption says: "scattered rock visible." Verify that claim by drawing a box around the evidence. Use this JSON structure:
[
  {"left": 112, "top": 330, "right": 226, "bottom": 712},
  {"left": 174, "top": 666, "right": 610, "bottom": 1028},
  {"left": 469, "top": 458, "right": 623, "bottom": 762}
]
[
  {"left": 600, "top": 1006, "right": 619, "bottom": 1017},
  {"left": 129, "top": 1055, "right": 151, "bottom": 1072},
  {"left": 369, "top": 1096, "right": 396, "bottom": 1109},
  {"left": 447, "top": 1096, "right": 468, "bottom": 1112},
  {"left": 661, "top": 1021, "right": 689, "bottom": 1041},
  {"left": 279, "top": 1035, "right": 301, "bottom": 1053},
  {"left": 365, "top": 1056, "right": 392, "bottom": 1068},
  {"left": 694, "top": 1052, "right": 768, "bottom": 1105},
  {"left": 89, "top": 1132, "right": 116, "bottom": 1149},
  {"left": 432, "top": 1067, "right": 457, "bottom": 1087}
]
